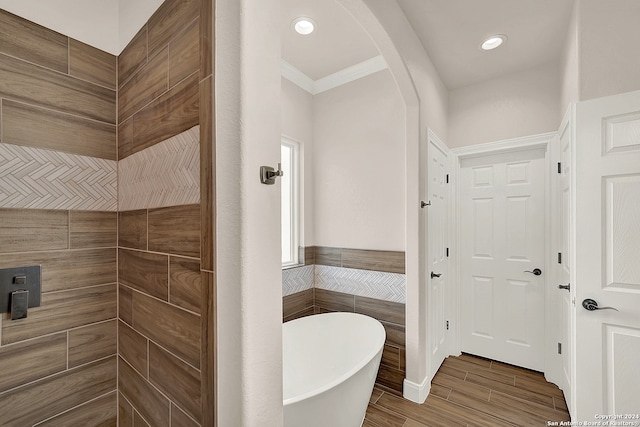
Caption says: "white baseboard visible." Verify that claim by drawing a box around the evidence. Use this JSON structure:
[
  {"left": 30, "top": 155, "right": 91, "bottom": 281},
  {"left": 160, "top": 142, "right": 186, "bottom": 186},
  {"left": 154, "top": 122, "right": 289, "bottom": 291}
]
[{"left": 403, "top": 376, "right": 430, "bottom": 403}]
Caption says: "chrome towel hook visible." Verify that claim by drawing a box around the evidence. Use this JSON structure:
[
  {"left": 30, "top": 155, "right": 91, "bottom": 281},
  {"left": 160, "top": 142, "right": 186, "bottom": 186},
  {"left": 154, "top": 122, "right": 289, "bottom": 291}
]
[{"left": 260, "top": 163, "right": 284, "bottom": 185}]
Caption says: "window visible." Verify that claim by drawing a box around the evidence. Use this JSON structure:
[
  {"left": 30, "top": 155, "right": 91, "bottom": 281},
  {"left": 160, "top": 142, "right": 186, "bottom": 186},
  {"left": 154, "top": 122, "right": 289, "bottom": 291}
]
[{"left": 281, "top": 139, "right": 299, "bottom": 266}]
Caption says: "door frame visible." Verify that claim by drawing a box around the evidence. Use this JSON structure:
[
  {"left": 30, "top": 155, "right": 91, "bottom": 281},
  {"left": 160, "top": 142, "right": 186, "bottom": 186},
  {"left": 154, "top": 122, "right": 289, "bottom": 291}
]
[{"left": 451, "top": 132, "right": 557, "bottom": 376}]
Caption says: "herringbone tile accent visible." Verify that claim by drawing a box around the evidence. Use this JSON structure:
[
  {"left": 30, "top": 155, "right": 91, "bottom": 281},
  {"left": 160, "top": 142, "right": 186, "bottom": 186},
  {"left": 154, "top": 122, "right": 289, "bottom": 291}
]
[
  {"left": 119, "top": 126, "right": 200, "bottom": 211},
  {"left": 282, "top": 265, "right": 314, "bottom": 296},
  {"left": 315, "top": 265, "right": 406, "bottom": 303},
  {"left": 0, "top": 142, "right": 117, "bottom": 211}
]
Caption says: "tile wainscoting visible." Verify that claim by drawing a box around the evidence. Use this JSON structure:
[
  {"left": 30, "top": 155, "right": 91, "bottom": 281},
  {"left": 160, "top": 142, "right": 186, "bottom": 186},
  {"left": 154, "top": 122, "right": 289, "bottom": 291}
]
[{"left": 282, "top": 246, "right": 406, "bottom": 394}]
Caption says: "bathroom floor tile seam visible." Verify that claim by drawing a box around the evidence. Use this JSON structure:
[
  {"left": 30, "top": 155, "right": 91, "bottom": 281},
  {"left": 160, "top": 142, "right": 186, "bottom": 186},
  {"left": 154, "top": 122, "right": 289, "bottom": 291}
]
[{"left": 364, "top": 353, "right": 571, "bottom": 427}]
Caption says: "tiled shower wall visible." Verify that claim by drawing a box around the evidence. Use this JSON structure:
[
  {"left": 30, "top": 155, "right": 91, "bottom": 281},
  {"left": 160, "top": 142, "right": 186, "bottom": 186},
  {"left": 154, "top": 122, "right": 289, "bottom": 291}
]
[
  {"left": 0, "top": 0, "right": 215, "bottom": 424},
  {"left": 283, "top": 247, "right": 407, "bottom": 394},
  {"left": 116, "top": 0, "right": 214, "bottom": 425},
  {"left": 0, "top": 9, "right": 119, "bottom": 425}
]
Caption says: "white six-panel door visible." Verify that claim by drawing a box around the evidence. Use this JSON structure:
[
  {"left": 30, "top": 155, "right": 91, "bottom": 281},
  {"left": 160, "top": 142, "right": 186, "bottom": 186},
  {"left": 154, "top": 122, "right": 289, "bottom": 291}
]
[
  {"left": 428, "top": 132, "right": 450, "bottom": 378},
  {"left": 460, "top": 149, "right": 546, "bottom": 371},
  {"left": 574, "top": 90, "right": 640, "bottom": 418}
]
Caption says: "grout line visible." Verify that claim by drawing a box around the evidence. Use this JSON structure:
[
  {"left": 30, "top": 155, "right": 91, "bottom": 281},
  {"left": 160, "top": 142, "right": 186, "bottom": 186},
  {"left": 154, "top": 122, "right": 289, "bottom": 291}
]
[
  {"left": 119, "top": 282, "right": 201, "bottom": 317},
  {"left": 33, "top": 390, "right": 116, "bottom": 426}
]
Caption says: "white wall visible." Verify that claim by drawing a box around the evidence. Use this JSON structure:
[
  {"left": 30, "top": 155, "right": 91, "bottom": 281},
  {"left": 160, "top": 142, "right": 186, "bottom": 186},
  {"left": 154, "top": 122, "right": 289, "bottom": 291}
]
[
  {"left": 448, "top": 62, "right": 561, "bottom": 148},
  {"left": 560, "top": 0, "right": 580, "bottom": 116},
  {"left": 216, "top": 0, "right": 283, "bottom": 425},
  {"left": 578, "top": 0, "right": 640, "bottom": 101},
  {"left": 281, "top": 78, "right": 315, "bottom": 246},
  {"left": 312, "top": 70, "right": 405, "bottom": 251}
]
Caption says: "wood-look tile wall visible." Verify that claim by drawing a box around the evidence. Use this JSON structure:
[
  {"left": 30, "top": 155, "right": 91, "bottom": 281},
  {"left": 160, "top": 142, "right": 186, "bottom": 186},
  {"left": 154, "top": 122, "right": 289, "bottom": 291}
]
[
  {"left": 0, "top": 8, "right": 119, "bottom": 425},
  {"left": 310, "top": 246, "right": 405, "bottom": 274},
  {"left": 283, "top": 287, "right": 407, "bottom": 395},
  {"left": 117, "top": 0, "right": 214, "bottom": 424}
]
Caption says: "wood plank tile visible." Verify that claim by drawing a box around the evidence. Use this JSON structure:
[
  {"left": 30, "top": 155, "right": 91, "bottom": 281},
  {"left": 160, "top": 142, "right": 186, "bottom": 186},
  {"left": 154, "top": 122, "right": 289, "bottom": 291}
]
[
  {"left": 314, "top": 288, "right": 354, "bottom": 312},
  {"left": 148, "top": 204, "right": 200, "bottom": 258},
  {"left": 118, "top": 25, "right": 148, "bottom": 88},
  {"left": 149, "top": 342, "right": 201, "bottom": 421},
  {"left": 118, "top": 48, "right": 169, "bottom": 123},
  {"left": 0, "top": 357, "right": 116, "bottom": 426},
  {"left": 314, "top": 246, "right": 342, "bottom": 266},
  {"left": 118, "top": 248, "right": 169, "bottom": 300},
  {"left": 376, "top": 365, "right": 405, "bottom": 393},
  {"left": 37, "top": 391, "right": 117, "bottom": 427},
  {"left": 134, "top": 412, "right": 151, "bottom": 427},
  {"left": 0, "top": 9, "right": 68, "bottom": 73},
  {"left": 132, "top": 291, "right": 200, "bottom": 368},
  {"left": 490, "top": 359, "right": 547, "bottom": 383},
  {"left": 465, "top": 371, "right": 555, "bottom": 409},
  {"left": 125, "top": 73, "right": 199, "bottom": 159},
  {"left": 119, "top": 284, "right": 134, "bottom": 325},
  {"left": 365, "top": 403, "right": 406, "bottom": 427},
  {"left": 169, "top": 18, "right": 199, "bottom": 88},
  {"left": 445, "top": 357, "right": 515, "bottom": 386},
  {"left": 342, "top": 249, "right": 405, "bottom": 274},
  {"left": 303, "top": 246, "right": 315, "bottom": 265},
  {"left": 199, "top": 75, "right": 214, "bottom": 271},
  {"left": 402, "top": 420, "right": 429, "bottom": 427},
  {"left": 429, "top": 383, "right": 451, "bottom": 400},
  {"left": 2, "top": 99, "right": 117, "bottom": 160},
  {"left": 69, "top": 39, "right": 117, "bottom": 89},
  {"left": 283, "top": 306, "right": 314, "bottom": 322},
  {"left": 70, "top": 211, "right": 117, "bottom": 249},
  {"left": 119, "top": 357, "right": 170, "bottom": 427},
  {"left": 199, "top": 0, "right": 213, "bottom": 81},
  {"left": 0, "top": 52, "right": 116, "bottom": 124},
  {"left": 118, "top": 320, "right": 148, "bottom": 376},
  {"left": 514, "top": 375, "right": 565, "bottom": 398},
  {"left": 399, "top": 348, "right": 406, "bottom": 371},
  {"left": 489, "top": 390, "right": 571, "bottom": 423},
  {"left": 436, "top": 364, "right": 467, "bottom": 380},
  {"left": 118, "top": 117, "right": 134, "bottom": 161},
  {"left": 381, "top": 344, "right": 401, "bottom": 369},
  {"left": 554, "top": 395, "right": 568, "bottom": 412},
  {"left": 369, "top": 387, "right": 384, "bottom": 404},
  {"left": 200, "top": 270, "right": 215, "bottom": 427},
  {"left": 148, "top": 0, "right": 200, "bottom": 56},
  {"left": 171, "top": 403, "right": 199, "bottom": 427},
  {"left": 375, "top": 393, "right": 466, "bottom": 427},
  {"left": 68, "top": 319, "right": 117, "bottom": 368},
  {"left": 432, "top": 372, "right": 490, "bottom": 400},
  {"left": 458, "top": 352, "right": 493, "bottom": 367},
  {"left": 425, "top": 396, "right": 516, "bottom": 427},
  {"left": 447, "top": 389, "right": 542, "bottom": 426},
  {"left": 119, "top": 392, "right": 134, "bottom": 427},
  {"left": 2, "top": 283, "right": 117, "bottom": 344},
  {"left": 170, "top": 256, "right": 201, "bottom": 314},
  {"left": 380, "top": 321, "right": 405, "bottom": 349},
  {"left": 118, "top": 210, "right": 148, "bottom": 250},
  {"left": 0, "top": 248, "right": 116, "bottom": 292},
  {"left": 0, "top": 332, "right": 67, "bottom": 393},
  {"left": 0, "top": 208, "right": 67, "bottom": 252},
  {"left": 283, "top": 288, "right": 314, "bottom": 319},
  {"left": 355, "top": 295, "right": 405, "bottom": 325}
]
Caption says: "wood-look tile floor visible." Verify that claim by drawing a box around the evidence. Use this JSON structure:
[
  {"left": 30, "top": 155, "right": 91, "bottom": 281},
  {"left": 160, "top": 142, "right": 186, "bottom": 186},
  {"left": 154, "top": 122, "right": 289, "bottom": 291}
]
[{"left": 365, "top": 353, "right": 570, "bottom": 427}]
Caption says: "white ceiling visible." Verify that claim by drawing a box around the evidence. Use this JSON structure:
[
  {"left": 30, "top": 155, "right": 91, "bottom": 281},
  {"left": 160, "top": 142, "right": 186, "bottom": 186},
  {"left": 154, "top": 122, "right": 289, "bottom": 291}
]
[
  {"left": 283, "top": 0, "right": 575, "bottom": 90},
  {"left": 281, "top": 0, "right": 380, "bottom": 81}
]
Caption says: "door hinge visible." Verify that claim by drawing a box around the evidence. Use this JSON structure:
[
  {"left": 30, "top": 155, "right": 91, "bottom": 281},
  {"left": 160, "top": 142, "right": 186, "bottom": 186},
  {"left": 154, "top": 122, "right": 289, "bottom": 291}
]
[
  {"left": 557, "top": 342, "right": 562, "bottom": 354},
  {"left": 446, "top": 320, "right": 449, "bottom": 330},
  {"left": 446, "top": 248, "right": 449, "bottom": 257},
  {"left": 557, "top": 252, "right": 562, "bottom": 264},
  {"left": 446, "top": 174, "right": 449, "bottom": 183},
  {"left": 557, "top": 162, "right": 562, "bottom": 174}
]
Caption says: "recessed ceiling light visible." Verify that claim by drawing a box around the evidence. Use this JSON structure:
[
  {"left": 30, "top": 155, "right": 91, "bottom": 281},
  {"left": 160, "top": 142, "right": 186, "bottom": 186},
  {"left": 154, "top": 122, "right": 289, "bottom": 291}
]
[
  {"left": 292, "top": 17, "right": 316, "bottom": 35},
  {"left": 481, "top": 34, "right": 507, "bottom": 51}
]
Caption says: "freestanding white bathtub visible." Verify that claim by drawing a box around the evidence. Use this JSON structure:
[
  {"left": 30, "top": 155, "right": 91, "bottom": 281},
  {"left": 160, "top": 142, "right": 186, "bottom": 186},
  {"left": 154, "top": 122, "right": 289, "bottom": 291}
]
[{"left": 283, "top": 312, "right": 386, "bottom": 427}]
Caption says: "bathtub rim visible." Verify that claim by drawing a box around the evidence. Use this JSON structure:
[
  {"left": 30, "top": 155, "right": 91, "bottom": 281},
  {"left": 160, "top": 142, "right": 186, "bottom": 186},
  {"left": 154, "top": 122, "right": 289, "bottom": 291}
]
[{"left": 282, "top": 312, "right": 386, "bottom": 406}]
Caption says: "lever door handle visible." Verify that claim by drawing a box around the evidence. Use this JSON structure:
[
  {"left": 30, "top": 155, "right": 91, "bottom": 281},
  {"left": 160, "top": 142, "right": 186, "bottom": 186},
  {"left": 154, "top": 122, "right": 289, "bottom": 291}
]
[
  {"left": 524, "top": 268, "right": 542, "bottom": 276},
  {"left": 582, "top": 298, "right": 618, "bottom": 312},
  {"left": 558, "top": 283, "right": 570, "bottom": 291},
  {"left": 431, "top": 272, "right": 442, "bottom": 279}
]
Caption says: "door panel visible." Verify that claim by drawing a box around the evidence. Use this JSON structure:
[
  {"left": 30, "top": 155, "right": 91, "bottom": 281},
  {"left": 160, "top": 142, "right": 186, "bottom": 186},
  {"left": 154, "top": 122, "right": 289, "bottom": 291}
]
[
  {"left": 460, "top": 149, "right": 546, "bottom": 371},
  {"left": 427, "top": 132, "right": 450, "bottom": 378},
  {"left": 575, "top": 90, "right": 640, "bottom": 418}
]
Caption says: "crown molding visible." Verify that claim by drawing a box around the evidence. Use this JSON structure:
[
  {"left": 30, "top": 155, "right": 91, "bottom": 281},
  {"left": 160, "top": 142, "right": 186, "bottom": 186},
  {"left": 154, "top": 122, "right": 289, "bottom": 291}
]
[{"left": 281, "top": 55, "right": 388, "bottom": 95}]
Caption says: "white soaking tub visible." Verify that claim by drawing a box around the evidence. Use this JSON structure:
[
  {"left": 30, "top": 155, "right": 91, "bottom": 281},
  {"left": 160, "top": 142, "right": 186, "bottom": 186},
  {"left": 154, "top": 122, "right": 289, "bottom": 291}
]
[{"left": 283, "top": 312, "right": 386, "bottom": 427}]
